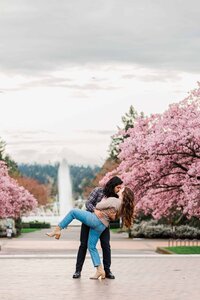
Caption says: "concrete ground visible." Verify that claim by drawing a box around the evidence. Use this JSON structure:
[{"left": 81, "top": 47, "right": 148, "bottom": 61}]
[
  {"left": 0, "top": 226, "right": 200, "bottom": 300},
  {"left": 0, "top": 256, "right": 200, "bottom": 300}
]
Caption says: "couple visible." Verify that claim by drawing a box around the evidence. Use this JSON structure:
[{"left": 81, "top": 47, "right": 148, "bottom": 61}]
[{"left": 46, "top": 176, "right": 134, "bottom": 279}]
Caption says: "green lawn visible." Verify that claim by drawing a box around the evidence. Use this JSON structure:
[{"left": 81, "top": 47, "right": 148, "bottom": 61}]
[
  {"left": 165, "top": 246, "right": 200, "bottom": 254},
  {"left": 110, "top": 228, "right": 120, "bottom": 233},
  {"left": 110, "top": 228, "right": 127, "bottom": 233},
  {"left": 21, "top": 228, "right": 41, "bottom": 233}
]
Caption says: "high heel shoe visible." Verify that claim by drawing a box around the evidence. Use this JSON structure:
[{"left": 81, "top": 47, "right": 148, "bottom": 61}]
[
  {"left": 46, "top": 226, "right": 61, "bottom": 240},
  {"left": 90, "top": 264, "right": 105, "bottom": 280}
]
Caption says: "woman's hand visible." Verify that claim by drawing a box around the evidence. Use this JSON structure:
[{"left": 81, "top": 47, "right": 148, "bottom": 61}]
[{"left": 108, "top": 211, "right": 117, "bottom": 221}]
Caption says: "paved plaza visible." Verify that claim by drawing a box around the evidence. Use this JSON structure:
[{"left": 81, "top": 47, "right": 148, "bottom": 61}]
[
  {"left": 1, "top": 256, "right": 200, "bottom": 300},
  {"left": 0, "top": 227, "right": 200, "bottom": 300}
]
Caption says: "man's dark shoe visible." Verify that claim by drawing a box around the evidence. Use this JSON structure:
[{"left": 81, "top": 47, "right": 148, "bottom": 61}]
[
  {"left": 105, "top": 271, "right": 115, "bottom": 279},
  {"left": 72, "top": 271, "right": 81, "bottom": 279}
]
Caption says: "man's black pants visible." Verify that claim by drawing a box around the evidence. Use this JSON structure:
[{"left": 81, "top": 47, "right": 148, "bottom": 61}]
[{"left": 75, "top": 223, "right": 111, "bottom": 273}]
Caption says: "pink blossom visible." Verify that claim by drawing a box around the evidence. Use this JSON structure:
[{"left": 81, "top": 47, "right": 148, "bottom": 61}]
[{"left": 0, "top": 161, "right": 37, "bottom": 219}]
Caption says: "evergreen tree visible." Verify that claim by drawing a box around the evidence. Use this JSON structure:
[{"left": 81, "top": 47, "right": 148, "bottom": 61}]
[
  {"left": 0, "top": 139, "right": 5, "bottom": 160},
  {"left": 0, "top": 138, "right": 19, "bottom": 176},
  {"left": 109, "top": 105, "right": 144, "bottom": 160}
]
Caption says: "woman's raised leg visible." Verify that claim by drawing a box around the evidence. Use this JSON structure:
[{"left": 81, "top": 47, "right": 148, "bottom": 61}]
[
  {"left": 58, "top": 209, "right": 100, "bottom": 229},
  {"left": 46, "top": 209, "right": 104, "bottom": 239}
]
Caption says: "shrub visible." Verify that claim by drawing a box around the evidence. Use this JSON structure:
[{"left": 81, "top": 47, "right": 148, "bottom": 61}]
[
  {"left": 0, "top": 218, "right": 17, "bottom": 237},
  {"left": 130, "top": 220, "right": 200, "bottom": 239},
  {"left": 22, "top": 221, "right": 50, "bottom": 229}
]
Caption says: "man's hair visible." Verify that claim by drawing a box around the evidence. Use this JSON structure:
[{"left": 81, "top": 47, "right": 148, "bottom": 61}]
[{"left": 103, "top": 176, "right": 123, "bottom": 198}]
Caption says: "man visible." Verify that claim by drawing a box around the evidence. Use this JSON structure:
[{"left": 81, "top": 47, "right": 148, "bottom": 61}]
[{"left": 73, "top": 176, "right": 123, "bottom": 279}]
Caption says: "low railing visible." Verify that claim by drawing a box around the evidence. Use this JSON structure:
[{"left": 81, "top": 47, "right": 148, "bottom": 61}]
[{"left": 168, "top": 239, "right": 200, "bottom": 247}]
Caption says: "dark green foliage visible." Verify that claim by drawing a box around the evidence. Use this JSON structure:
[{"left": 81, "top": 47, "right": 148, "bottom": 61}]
[
  {"left": 18, "top": 163, "right": 59, "bottom": 184},
  {"left": 178, "top": 216, "right": 200, "bottom": 227},
  {"left": 22, "top": 221, "right": 51, "bottom": 229},
  {"left": 70, "top": 165, "right": 100, "bottom": 197},
  {"left": 4, "top": 154, "right": 19, "bottom": 176},
  {"left": 110, "top": 219, "right": 120, "bottom": 229},
  {"left": 15, "top": 218, "right": 22, "bottom": 236}
]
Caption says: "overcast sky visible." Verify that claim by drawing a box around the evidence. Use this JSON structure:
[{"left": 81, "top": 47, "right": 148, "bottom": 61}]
[{"left": 0, "top": 0, "right": 200, "bottom": 165}]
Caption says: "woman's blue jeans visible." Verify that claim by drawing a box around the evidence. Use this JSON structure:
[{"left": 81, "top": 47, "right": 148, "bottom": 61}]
[{"left": 58, "top": 209, "right": 106, "bottom": 267}]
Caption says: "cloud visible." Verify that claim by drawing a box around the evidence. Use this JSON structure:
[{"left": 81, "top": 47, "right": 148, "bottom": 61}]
[
  {"left": 11, "top": 147, "right": 99, "bottom": 165},
  {"left": 0, "top": 73, "right": 119, "bottom": 92},
  {"left": 122, "top": 70, "right": 182, "bottom": 82},
  {"left": 78, "top": 129, "right": 115, "bottom": 135},
  {"left": 1, "top": 129, "right": 111, "bottom": 165},
  {"left": 0, "top": 0, "right": 200, "bottom": 75}
]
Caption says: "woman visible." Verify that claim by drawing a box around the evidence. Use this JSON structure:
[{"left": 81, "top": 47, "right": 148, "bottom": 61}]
[
  {"left": 74, "top": 175, "right": 123, "bottom": 280},
  {"left": 46, "top": 187, "right": 134, "bottom": 279}
]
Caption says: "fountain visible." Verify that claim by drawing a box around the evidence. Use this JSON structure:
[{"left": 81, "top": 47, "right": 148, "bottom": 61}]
[
  {"left": 58, "top": 159, "right": 73, "bottom": 216},
  {"left": 22, "top": 159, "right": 74, "bottom": 225}
]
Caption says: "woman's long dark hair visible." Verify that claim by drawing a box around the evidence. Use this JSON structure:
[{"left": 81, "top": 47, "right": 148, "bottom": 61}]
[
  {"left": 103, "top": 176, "right": 123, "bottom": 198},
  {"left": 120, "top": 187, "right": 135, "bottom": 228}
]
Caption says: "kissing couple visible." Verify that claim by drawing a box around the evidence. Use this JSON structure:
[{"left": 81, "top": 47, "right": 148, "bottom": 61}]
[{"left": 46, "top": 176, "right": 134, "bottom": 280}]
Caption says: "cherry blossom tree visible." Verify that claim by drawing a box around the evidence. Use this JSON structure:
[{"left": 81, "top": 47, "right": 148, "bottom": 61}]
[
  {"left": 101, "top": 84, "right": 200, "bottom": 224},
  {"left": 0, "top": 161, "right": 37, "bottom": 219}
]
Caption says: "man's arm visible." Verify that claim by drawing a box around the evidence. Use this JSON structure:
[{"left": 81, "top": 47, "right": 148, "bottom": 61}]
[{"left": 85, "top": 187, "right": 102, "bottom": 212}]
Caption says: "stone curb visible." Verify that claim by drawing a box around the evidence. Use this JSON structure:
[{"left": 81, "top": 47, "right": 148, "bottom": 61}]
[
  {"left": 1, "top": 253, "right": 200, "bottom": 259},
  {"left": 156, "top": 247, "right": 175, "bottom": 254},
  {"left": 0, "top": 254, "right": 159, "bottom": 259}
]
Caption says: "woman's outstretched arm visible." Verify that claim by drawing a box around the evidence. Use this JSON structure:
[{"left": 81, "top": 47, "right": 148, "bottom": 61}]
[{"left": 96, "top": 197, "right": 121, "bottom": 211}]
